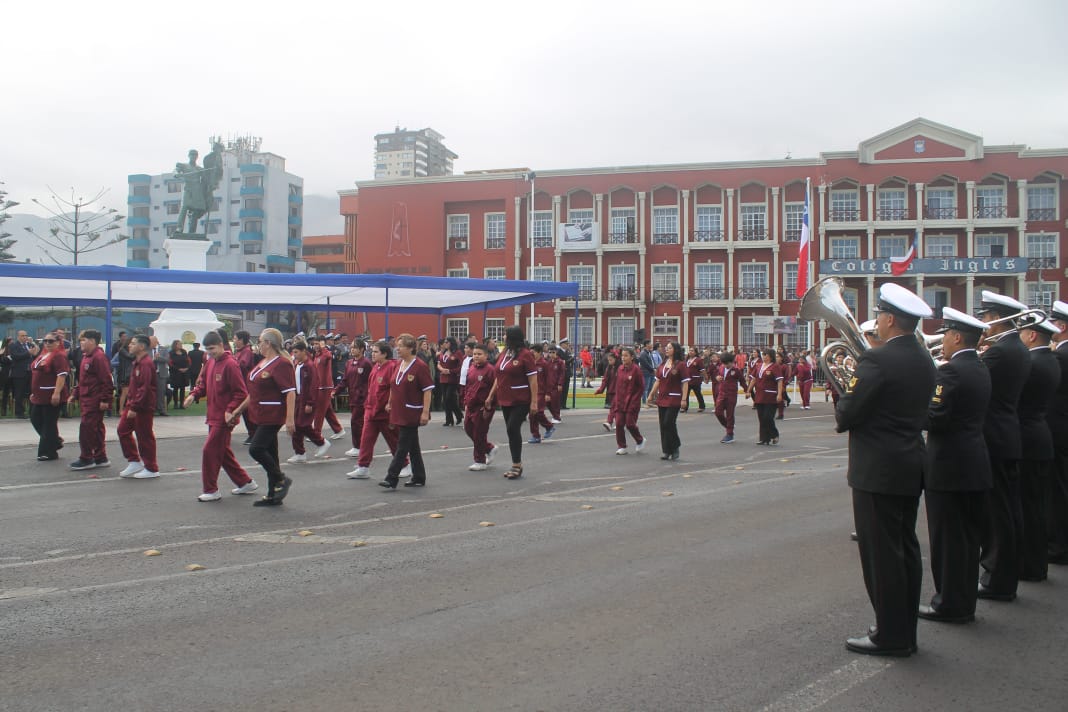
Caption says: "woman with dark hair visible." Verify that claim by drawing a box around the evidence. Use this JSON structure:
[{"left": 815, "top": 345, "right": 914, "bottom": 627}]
[
  {"left": 437, "top": 336, "right": 464, "bottom": 426},
  {"left": 685, "top": 346, "right": 706, "bottom": 413},
  {"left": 611, "top": 347, "right": 646, "bottom": 454},
  {"left": 774, "top": 351, "right": 791, "bottom": 420},
  {"left": 485, "top": 325, "right": 538, "bottom": 479},
  {"left": 379, "top": 333, "right": 434, "bottom": 489},
  {"left": 168, "top": 340, "right": 190, "bottom": 409},
  {"left": 29, "top": 332, "right": 70, "bottom": 461},
  {"left": 645, "top": 341, "right": 690, "bottom": 460},
  {"left": 595, "top": 350, "right": 619, "bottom": 431},
  {"left": 749, "top": 348, "right": 783, "bottom": 445},
  {"left": 347, "top": 340, "right": 407, "bottom": 480}
]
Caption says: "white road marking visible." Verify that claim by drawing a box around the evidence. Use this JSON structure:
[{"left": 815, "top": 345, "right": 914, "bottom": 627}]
[
  {"left": 759, "top": 658, "right": 891, "bottom": 712},
  {"left": 235, "top": 534, "right": 417, "bottom": 545}
]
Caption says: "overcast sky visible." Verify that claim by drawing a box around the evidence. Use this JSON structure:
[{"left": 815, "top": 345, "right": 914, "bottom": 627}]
[{"left": 4, "top": 0, "right": 1068, "bottom": 222}]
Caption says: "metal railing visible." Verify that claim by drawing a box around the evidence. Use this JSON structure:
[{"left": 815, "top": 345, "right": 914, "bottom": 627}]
[
  {"left": 604, "top": 287, "right": 638, "bottom": 301},
  {"left": 691, "top": 229, "right": 724, "bottom": 242},
  {"left": 1027, "top": 208, "right": 1057, "bottom": 221},
  {"left": 486, "top": 237, "right": 506, "bottom": 249},
  {"left": 652, "top": 232, "right": 679, "bottom": 245},
  {"left": 782, "top": 229, "right": 802, "bottom": 242},
  {"left": 828, "top": 209, "right": 861, "bottom": 222},
  {"left": 531, "top": 236, "right": 553, "bottom": 248},
  {"left": 876, "top": 208, "right": 909, "bottom": 221},
  {"left": 737, "top": 287, "right": 770, "bottom": 299},
  {"left": 738, "top": 228, "right": 769, "bottom": 241},
  {"left": 924, "top": 206, "right": 958, "bottom": 219},
  {"left": 1028, "top": 256, "right": 1057, "bottom": 269},
  {"left": 575, "top": 288, "right": 598, "bottom": 301},
  {"left": 606, "top": 232, "right": 640, "bottom": 245},
  {"left": 975, "top": 205, "right": 1008, "bottom": 219},
  {"left": 691, "top": 287, "right": 726, "bottom": 300},
  {"left": 652, "top": 289, "right": 680, "bottom": 302}
]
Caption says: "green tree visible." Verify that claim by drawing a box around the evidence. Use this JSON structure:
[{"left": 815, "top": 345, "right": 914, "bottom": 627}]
[{"left": 0, "top": 181, "right": 19, "bottom": 323}]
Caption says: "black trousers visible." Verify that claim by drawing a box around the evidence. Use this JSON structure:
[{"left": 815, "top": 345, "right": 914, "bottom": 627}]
[
  {"left": 1019, "top": 458, "right": 1051, "bottom": 580},
  {"left": 248, "top": 423, "right": 284, "bottom": 490},
  {"left": 442, "top": 383, "right": 463, "bottom": 425},
  {"left": 501, "top": 404, "right": 528, "bottom": 465},
  {"left": 386, "top": 425, "right": 425, "bottom": 485},
  {"left": 657, "top": 406, "right": 680, "bottom": 455},
  {"left": 924, "top": 489, "right": 986, "bottom": 616},
  {"left": 852, "top": 488, "right": 921, "bottom": 650},
  {"left": 691, "top": 383, "right": 705, "bottom": 410},
  {"left": 30, "top": 403, "right": 62, "bottom": 458},
  {"left": 755, "top": 402, "right": 779, "bottom": 443},
  {"left": 1048, "top": 452, "right": 1068, "bottom": 562},
  {"left": 980, "top": 458, "right": 1022, "bottom": 595},
  {"left": 560, "top": 373, "right": 571, "bottom": 408},
  {"left": 12, "top": 376, "right": 30, "bottom": 417}
]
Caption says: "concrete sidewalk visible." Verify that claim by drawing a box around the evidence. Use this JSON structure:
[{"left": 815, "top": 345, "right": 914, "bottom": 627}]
[{"left": 0, "top": 413, "right": 211, "bottom": 448}]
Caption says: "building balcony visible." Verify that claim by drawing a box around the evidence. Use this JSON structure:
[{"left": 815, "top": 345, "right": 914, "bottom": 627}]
[
  {"left": 126, "top": 216, "right": 150, "bottom": 226},
  {"left": 239, "top": 231, "right": 264, "bottom": 242},
  {"left": 737, "top": 228, "right": 770, "bottom": 242},
  {"left": 782, "top": 229, "right": 802, "bottom": 243},
  {"left": 924, "top": 206, "right": 958, "bottom": 220},
  {"left": 604, "top": 287, "right": 638, "bottom": 302},
  {"left": 127, "top": 174, "right": 151, "bottom": 184},
  {"left": 736, "top": 287, "right": 770, "bottom": 300},
  {"left": 288, "top": 194, "right": 303, "bottom": 204},
  {"left": 266, "top": 254, "right": 295, "bottom": 267},
  {"left": 652, "top": 232, "right": 679, "bottom": 245},
  {"left": 239, "top": 208, "right": 265, "bottom": 219},
  {"left": 605, "top": 232, "right": 640, "bottom": 246},
  {"left": 127, "top": 237, "right": 150, "bottom": 248},
  {"left": 690, "top": 287, "right": 727, "bottom": 300},
  {"left": 574, "top": 288, "right": 598, "bottom": 302},
  {"left": 532, "top": 237, "right": 554, "bottom": 249},
  {"left": 826, "top": 209, "right": 861, "bottom": 223},
  {"left": 126, "top": 259, "right": 149, "bottom": 268},
  {"left": 974, "top": 205, "right": 1009, "bottom": 219},
  {"left": 485, "top": 237, "right": 506, "bottom": 249},
  {"left": 651, "top": 289, "right": 680, "bottom": 302},
  {"left": 1027, "top": 208, "right": 1057, "bottom": 221},
  {"left": 288, "top": 215, "right": 302, "bottom": 226},
  {"left": 288, "top": 237, "right": 302, "bottom": 249},
  {"left": 126, "top": 195, "right": 151, "bottom": 205},
  {"left": 876, "top": 208, "right": 909, "bottom": 221},
  {"left": 690, "top": 229, "right": 725, "bottom": 244},
  {"left": 1028, "top": 256, "right": 1057, "bottom": 270},
  {"left": 240, "top": 186, "right": 264, "bottom": 196}
]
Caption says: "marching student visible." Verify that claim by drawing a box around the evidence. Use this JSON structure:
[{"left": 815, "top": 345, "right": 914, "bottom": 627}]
[
  {"left": 715, "top": 351, "right": 745, "bottom": 444},
  {"left": 184, "top": 331, "right": 258, "bottom": 502},
  {"left": 611, "top": 347, "right": 646, "bottom": 454},
  {"left": 232, "top": 330, "right": 259, "bottom": 444},
  {"left": 287, "top": 342, "right": 331, "bottom": 464},
  {"left": 347, "top": 340, "right": 409, "bottom": 480},
  {"left": 67, "top": 330, "right": 114, "bottom": 471},
  {"left": 29, "top": 331, "right": 69, "bottom": 462},
  {"left": 485, "top": 326, "right": 539, "bottom": 480},
  {"left": 116, "top": 335, "right": 161, "bottom": 479},
  {"left": 795, "top": 353, "right": 814, "bottom": 409},
  {"left": 645, "top": 341, "right": 690, "bottom": 460},
  {"left": 596, "top": 350, "right": 619, "bottom": 432},
  {"left": 341, "top": 339, "right": 371, "bottom": 458},
  {"left": 379, "top": 333, "right": 434, "bottom": 489},
  {"left": 749, "top": 349, "right": 783, "bottom": 446},
  {"left": 545, "top": 346, "right": 564, "bottom": 424},
  {"left": 685, "top": 346, "right": 706, "bottom": 412},
  {"left": 437, "top": 336, "right": 464, "bottom": 427},
  {"left": 463, "top": 343, "right": 498, "bottom": 471},
  {"left": 309, "top": 335, "right": 346, "bottom": 441},
  {"left": 527, "top": 343, "right": 555, "bottom": 443}
]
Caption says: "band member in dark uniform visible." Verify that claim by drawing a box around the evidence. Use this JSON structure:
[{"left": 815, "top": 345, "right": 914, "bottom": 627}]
[
  {"left": 919, "top": 307, "right": 991, "bottom": 624},
  {"left": 1046, "top": 300, "right": 1068, "bottom": 565},
  {"left": 748, "top": 349, "right": 782, "bottom": 446},
  {"left": 975, "top": 291, "right": 1032, "bottom": 601},
  {"left": 1015, "top": 317, "right": 1061, "bottom": 581},
  {"left": 29, "top": 332, "right": 69, "bottom": 462},
  {"left": 836, "top": 283, "right": 935, "bottom": 657},
  {"left": 645, "top": 341, "right": 689, "bottom": 460}
]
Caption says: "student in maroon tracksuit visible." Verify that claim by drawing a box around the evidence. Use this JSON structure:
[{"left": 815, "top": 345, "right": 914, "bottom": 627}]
[
  {"left": 116, "top": 335, "right": 160, "bottom": 479},
  {"left": 776, "top": 352, "right": 792, "bottom": 419},
  {"left": 341, "top": 339, "right": 371, "bottom": 457},
  {"left": 611, "top": 347, "right": 646, "bottom": 454},
  {"left": 795, "top": 356, "right": 814, "bottom": 409},
  {"left": 544, "top": 347, "right": 564, "bottom": 424},
  {"left": 347, "top": 340, "right": 402, "bottom": 480},
  {"left": 309, "top": 335, "right": 345, "bottom": 440},
  {"left": 528, "top": 343, "right": 555, "bottom": 442},
  {"left": 749, "top": 348, "right": 784, "bottom": 445},
  {"left": 438, "top": 337, "right": 464, "bottom": 426},
  {"left": 596, "top": 350, "right": 619, "bottom": 432},
  {"left": 463, "top": 343, "right": 497, "bottom": 470},
  {"left": 485, "top": 326, "right": 539, "bottom": 480},
  {"left": 380, "top": 333, "right": 434, "bottom": 489},
  {"left": 68, "top": 329, "right": 114, "bottom": 471},
  {"left": 646, "top": 341, "right": 690, "bottom": 460},
  {"left": 686, "top": 347, "right": 706, "bottom": 412},
  {"left": 29, "top": 331, "right": 69, "bottom": 461},
  {"left": 233, "top": 330, "right": 259, "bottom": 443},
  {"left": 716, "top": 351, "right": 745, "bottom": 444},
  {"left": 288, "top": 342, "right": 329, "bottom": 463},
  {"left": 232, "top": 328, "right": 296, "bottom": 506},
  {"left": 185, "top": 331, "right": 257, "bottom": 502}
]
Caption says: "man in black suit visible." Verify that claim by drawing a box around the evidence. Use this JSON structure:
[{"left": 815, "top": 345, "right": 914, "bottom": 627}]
[
  {"left": 1046, "top": 300, "right": 1068, "bottom": 565},
  {"left": 1016, "top": 317, "right": 1061, "bottom": 582},
  {"left": 836, "top": 283, "right": 936, "bottom": 657},
  {"left": 975, "top": 291, "right": 1032, "bottom": 602},
  {"left": 919, "top": 307, "right": 991, "bottom": 624},
  {"left": 9, "top": 331, "right": 38, "bottom": 419}
]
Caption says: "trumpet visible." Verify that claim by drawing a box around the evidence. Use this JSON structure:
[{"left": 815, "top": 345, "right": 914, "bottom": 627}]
[
  {"left": 979, "top": 308, "right": 1049, "bottom": 345},
  {"left": 919, "top": 331, "right": 944, "bottom": 362}
]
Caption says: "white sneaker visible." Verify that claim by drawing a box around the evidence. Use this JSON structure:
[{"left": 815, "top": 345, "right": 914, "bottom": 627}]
[
  {"left": 635, "top": 439, "right": 647, "bottom": 453},
  {"left": 615, "top": 448, "right": 628, "bottom": 455},
  {"left": 287, "top": 453, "right": 307, "bottom": 464},
  {"left": 602, "top": 422, "right": 611, "bottom": 432},
  {"left": 314, "top": 441, "right": 332, "bottom": 458},
  {"left": 329, "top": 429, "right": 347, "bottom": 441},
  {"left": 231, "top": 480, "right": 259, "bottom": 495},
  {"left": 400, "top": 464, "right": 413, "bottom": 479},
  {"left": 344, "top": 447, "right": 360, "bottom": 458},
  {"left": 119, "top": 461, "right": 145, "bottom": 478},
  {"left": 550, "top": 418, "right": 562, "bottom": 424},
  {"left": 347, "top": 466, "right": 370, "bottom": 479},
  {"left": 469, "top": 462, "right": 488, "bottom": 471},
  {"left": 197, "top": 491, "right": 222, "bottom": 502},
  {"left": 486, "top": 445, "right": 499, "bottom": 465},
  {"left": 133, "top": 470, "right": 159, "bottom": 479}
]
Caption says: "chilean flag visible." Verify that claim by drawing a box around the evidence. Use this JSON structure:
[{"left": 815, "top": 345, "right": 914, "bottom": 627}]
[
  {"left": 891, "top": 230, "right": 920, "bottom": 276},
  {"left": 796, "top": 181, "right": 811, "bottom": 299}
]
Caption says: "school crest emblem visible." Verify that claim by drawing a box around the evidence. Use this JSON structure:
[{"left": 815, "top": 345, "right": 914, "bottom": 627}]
[
  {"left": 407, "top": 374, "right": 415, "bottom": 382},
  {"left": 512, "top": 360, "right": 519, "bottom": 366}
]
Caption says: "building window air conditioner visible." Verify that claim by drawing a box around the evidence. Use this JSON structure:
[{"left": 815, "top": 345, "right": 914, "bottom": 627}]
[{"left": 453, "top": 240, "right": 468, "bottom": 250}]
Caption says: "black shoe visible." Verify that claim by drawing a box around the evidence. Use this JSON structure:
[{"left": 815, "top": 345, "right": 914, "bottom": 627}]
[
  {"left": 845, "top": 635, "right": 913, "bottom": 657},
  {"left": 977, "top": 584, "right": 1016, "bottom": 602},
  {"left": 1047, "top": 552, "right": 1068, "bottom": 565},
  {"left": 669, "top": 450, "right": 680, "bottom": 461},
  {"left": 94, "top": 458, "right": 110, "bottom": 467},
  {"left": 69, "top": 459, "right": 95, "bottom": 470},
  {"left": 442, "top": 422, "right": 453, "bottom": 427},
  {"left": 918, "top": 604, "right": 974, "bottom": 623},
  {"left": 252, "top": 496, "right": 282, "bottom": 507},
  {"left": 37, "top": 454, "right": 58, "bottom": 461},
  {"left": 157, "top": 411, "right": 169, "bottom": 417},
  {"left": 755, "top": 441, "right": 769, "bottom": 446},
  {"left": 1019, "top": 573, "right": 1047, "bottom": 582},
  {"left": 242, "top": 438, "right": 253, "bottom": 446},
  {"left": 403, "top": 480, "right": 425, "bottom": 487},
  {"left": 660, "top": 453, "right": 671, "bottom": 460},
  {"left": 850, "top": 532, "right": 859, "bottom": 541},
  {"left": 379, "top": 480, "right": 398, "bottom": 490},
  {"left": 273, "top": 476, "right": 293, "bottom": 502}
]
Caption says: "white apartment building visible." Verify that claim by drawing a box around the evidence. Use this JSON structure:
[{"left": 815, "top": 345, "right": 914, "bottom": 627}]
[{"left": 373, "top": 127, "right": 457, "bottom": 179}]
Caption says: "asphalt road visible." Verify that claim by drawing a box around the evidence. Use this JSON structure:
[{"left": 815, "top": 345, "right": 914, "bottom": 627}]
[{"left": 1, "top": 402, "right": 1066, "bottom": 711}]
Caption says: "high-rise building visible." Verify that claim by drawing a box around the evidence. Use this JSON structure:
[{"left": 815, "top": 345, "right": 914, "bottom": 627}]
[
  {"left": 126, "top": 137, "right": 308, "bottom": 275},
  {"left": 373, "top": 127, "right": 457, "bottom": 180}
]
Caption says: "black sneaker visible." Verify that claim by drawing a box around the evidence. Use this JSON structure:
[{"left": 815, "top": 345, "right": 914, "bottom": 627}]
[
  {"left": 94, "top": 458, "right": 111, "bottom": 467},
  {"left": 69, "top": 459, "right": 95, "bottom": 470}
]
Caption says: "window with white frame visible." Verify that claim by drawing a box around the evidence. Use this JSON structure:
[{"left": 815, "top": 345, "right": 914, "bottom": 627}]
[
  {"left": 484, "top": 267, "right": 507, "bottom": 280},
  {"left": 568, "top": 318, "right": 595, "bottom": 347},
  {"left": 446, "top": 268, "right": 469, "bottom": 278},
  {"left": 607, "top": 264, "right": 637, "bottom": 300},
  {"left": 447, "top": 318, "right": 469, "bottom": 341},
  {"left": 568, "top": 208, "right": 594, "bottom": 225},
  {"left": 975, "top": 186, "right": 1006, "bottom": 218},
  {"left": 485, "top": 318, "right": 506, "bottom": 344},
  {"left": 608, "top": 318, "right": 636, "bottom": 346},
  {"left": 1027, "top": 186, "right": 1057, "bottom": 220},
  {"left": 1026, "top": 233, "right": 1058, "bottom": 267},
  {"left": 784, "top": 203, "right": 804, "bottom": 241},
  {"left": 923, "top": 287, "right": 949, "bottom": 318},
  {"left": 877, "top": 236, "right": 908, "bottom": 258},
  {"left": 527, "top": 318, "right": 554, "bottom": 344},
  {"left": 842, "top": 288, "right": 859, "bottom": 315},
  {"left": 924, "top": 235, "right": 956, "bottom": 257},
  {"left": 830, "top": 237, "right": 859, "bottom": 259},
  {"left": 485, "top": 213, "right": 506, "bottom": 248},
  {"left": 693, "top": 317, "right": 724, "bottom": 348},
  {"left": 651, "top": 264, "right": 680, "bottom": 301},
  {"left": 783, "top": 262, "right": 799, "bottom": 300},
  {"left": 926, "top": 188, "right": 956, "bottom": 218},
  {"left": 610, "top": 207, "right": 636, "bottom": 243},
  {"left": 447, "top": 214, "right": 469, "bottom": 240},
  {"left": 695, "top": 205, "right": 723, "bottom": 241},
  {"left": 877, "top": 189, "right": 907, "bottom": 220},
  {"left": 830, "top": 190, "right": 860, "bottom": 221},
  {"left": 1026, "top": 282, "right": 1057, "bottom": 309},
  {"left": 739, "top": 263, "right": 769, "bottom": 298},
  {"left": 739, "top": 204, "right": 767, "bottom": 239},
  {"left": 531, "top": 210, "right": 553, "bottom": 248},
  {"left": 694, "top": 263, "right": 725, "bottom": 299},
  {"left": 652, "top": 206, "right": 679, "bottom": 244},
  {"left": 653, "top": 317, "right": 679, "bottom": 336},
  {"left": 739, "top": 317, "right": 762, "bottom": 347},
  {"left": 529, "top": 266, "right": 554, "bottom": 282},
  {"left": 975, "top": 234, "right": 1007, "bottom": 257},
  {"left": 785, "top": 319, "right": 809, "bottom": 348},
  {"left": 568, "top": 265, "right": 596, "bottom": 300}
]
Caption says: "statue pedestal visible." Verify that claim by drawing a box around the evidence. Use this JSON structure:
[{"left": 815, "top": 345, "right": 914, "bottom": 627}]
[
  {"left": 155, "top": 238, "right": 220, "bottom": 345},
  {"left": 163, "top": 237, "right": 211, "bottom": 271}
]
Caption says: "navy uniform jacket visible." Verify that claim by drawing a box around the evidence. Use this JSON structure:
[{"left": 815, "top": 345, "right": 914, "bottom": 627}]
[
  {"left": 1046, "top": 341, "right": 1068, "bottom": 456},
  {"left": 925, "top": 349, "right": 992, "bottom": 491},
  {"left": 980, "top": 331, "right": 1030, "bottom": 460},
  {"left": 1018, "top": 346, "right": 1060, "bottom": 461},
  {"left": 835, "top": 334, "right": 937, "bottom": 497}
]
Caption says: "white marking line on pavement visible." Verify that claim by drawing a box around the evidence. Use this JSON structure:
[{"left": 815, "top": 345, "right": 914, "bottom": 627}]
[
  {"left": 759, "top": 658, "right": 891, "bottom": 712},
  {"left": 234, "top": 534, "right": 417, "bottom": 545}
]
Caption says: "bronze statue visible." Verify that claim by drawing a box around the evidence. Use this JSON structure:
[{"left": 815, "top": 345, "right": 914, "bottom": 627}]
[{"left": 173, "top": 143, "right": 224, "bottom": 239}]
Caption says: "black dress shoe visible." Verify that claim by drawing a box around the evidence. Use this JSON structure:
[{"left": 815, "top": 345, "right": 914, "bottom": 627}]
[
  {"left": 660, "top": 454, "right": 671, "bottom": 460},
  {"left": 845, "top": 635, "right": 913, "bottom": 657},
  {"left": 37, "top": 454, "right": 58, "bottom": 461},
  {"left": 850, "top": 532, "right": 859, "bottom": 541},
  {"left": 253, "top": 496, "right": 281, "bottom": 507},
  {"left": 379, "top": 480, "right": 398, "bottom": 490},
  {"left": 918, "top": 604, "right": 974, "bottom": 623},
  {"left": 403, "top": 480, "right": 425, "bottom": 487},
  {"left": 273, "top": 476, "right": 293, "bottom": 502},
  {"left": 1047, "top": 553, "right": 1068, "bottom": 565},
  {"left": 977, "top": 584, "right": 1016, "bottom": 602}
]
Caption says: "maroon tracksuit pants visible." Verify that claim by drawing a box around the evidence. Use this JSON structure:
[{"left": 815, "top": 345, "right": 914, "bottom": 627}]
[
  {"left": 201, "top": 423, "right": 252, "bottom": 494},
  {"left": 78, "top": 403, "right": 107, "bottom": 461},
  {"left": 357, "top": 416, "right": 401, "bottom": 468},
  {"left": 291, "top": 423, "right": 325, "bottom": 455},
  {"left": 349, "top": 404, "right": 365, "bottom": 448},
  {"left": 464, "top": 406, "right": 495, "bottom": 463},
  {"left": 715, "top": 396, "right": 737, "bottom": 436},
  {"left": 613, "top": 408, "right": 643, "bottom": 448},
  {"left": 117, "top": 409, "right": 158, "bottom": 472},
  {"left": 313, "top": 391, "right": 343, "bottom": 435}
]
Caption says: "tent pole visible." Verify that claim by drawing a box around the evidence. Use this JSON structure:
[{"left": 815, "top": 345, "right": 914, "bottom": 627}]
[
  {"left": 326, "top": 297, "right": 331, "bottom": 334},
  {"left": 482, "top": 303, "right": 488, "bottom": 341},
  {"left": 384, "top": 288, "right": 390, "bottom": 338},
  {"left": 571, "top": 297, "right": 578, "bottom": 409},
  {"left": 296, "top": 310, "right": 302, "bottom": 334},
  {"left": 105, "top": 280, "right": 113, "bottom": 351}
]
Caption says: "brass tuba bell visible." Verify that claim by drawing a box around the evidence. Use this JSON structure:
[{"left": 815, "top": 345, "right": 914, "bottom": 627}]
[{"left": 799, "top": 276, "right": 871, "bottom": 395}]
